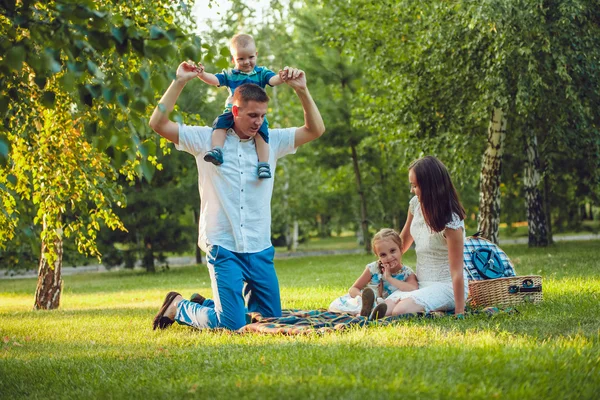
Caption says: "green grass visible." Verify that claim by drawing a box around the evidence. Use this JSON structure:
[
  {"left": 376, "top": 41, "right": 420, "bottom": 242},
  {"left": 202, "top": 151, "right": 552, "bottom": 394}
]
[
  {"left": 275, "top": 234, "right": 361, "bottom": 253},
  {"left": 1, "top": 241, "right": 599, "bottom": 399},
  {"left": 497, "top": 220, "right": 600, "bottom": 238}
]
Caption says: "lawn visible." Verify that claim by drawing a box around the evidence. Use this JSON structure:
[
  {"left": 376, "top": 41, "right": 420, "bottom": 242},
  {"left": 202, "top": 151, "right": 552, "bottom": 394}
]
[
  {"left": 274, "top": 233, "right": 362, "bottom": 253},
  {"left": 1, "top": 241, "right": 599, "bottom": 399}
]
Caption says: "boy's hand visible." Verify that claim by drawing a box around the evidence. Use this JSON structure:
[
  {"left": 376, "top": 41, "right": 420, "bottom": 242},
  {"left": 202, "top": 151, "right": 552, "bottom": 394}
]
[
  {"left": 176, "top": 61, "right": 202, "bottom": 83},
  {"left": 279, "top": 66, "right": 306, "bottom": 90}
]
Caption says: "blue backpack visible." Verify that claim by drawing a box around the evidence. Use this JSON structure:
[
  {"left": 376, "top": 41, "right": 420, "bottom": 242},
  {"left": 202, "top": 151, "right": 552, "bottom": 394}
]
[{"left": 463, "top": 234, "right": 516, "bottom": 281}]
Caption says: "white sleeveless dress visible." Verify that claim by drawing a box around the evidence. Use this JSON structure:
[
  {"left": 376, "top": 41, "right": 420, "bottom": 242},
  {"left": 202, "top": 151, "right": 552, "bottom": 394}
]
[{"left": 401, "top": 196, "right": 469, "bottom": 312}]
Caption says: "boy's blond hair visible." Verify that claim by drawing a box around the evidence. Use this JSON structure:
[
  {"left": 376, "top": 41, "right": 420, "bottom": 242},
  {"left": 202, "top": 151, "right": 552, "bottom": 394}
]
[
  {"left": 230, "top": 34, "right": 255, "bottom": 51},
  {"left": 371, "top": 228, "right": 403, "bottom": 298}
]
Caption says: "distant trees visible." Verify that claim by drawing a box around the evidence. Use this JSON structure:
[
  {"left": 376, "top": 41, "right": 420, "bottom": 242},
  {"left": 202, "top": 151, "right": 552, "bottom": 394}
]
[
  {"left": 321, "top": 0, "right": 600, "bottom": 246},
  {"left": 98, "top": 144, "right": 199, "bottom": 272},
  {"left": 2, "top": 0, "right": 598, "bottom": 310}
]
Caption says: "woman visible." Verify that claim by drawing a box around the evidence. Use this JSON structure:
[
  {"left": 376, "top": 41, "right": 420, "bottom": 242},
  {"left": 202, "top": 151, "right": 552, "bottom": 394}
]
[{"left": 387, "top": 156, "right": 468, "bottom": 317}]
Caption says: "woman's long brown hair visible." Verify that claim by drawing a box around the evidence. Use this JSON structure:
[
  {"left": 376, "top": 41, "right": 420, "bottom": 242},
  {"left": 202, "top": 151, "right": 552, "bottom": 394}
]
[{"left": 409, "top": 156, "right": 466, "bottom": 232}]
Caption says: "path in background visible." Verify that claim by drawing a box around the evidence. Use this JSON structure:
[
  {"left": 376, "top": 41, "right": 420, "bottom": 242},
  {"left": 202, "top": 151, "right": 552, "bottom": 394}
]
[{"left": 2, "top": 234, "right": 599, "bottom": 280}]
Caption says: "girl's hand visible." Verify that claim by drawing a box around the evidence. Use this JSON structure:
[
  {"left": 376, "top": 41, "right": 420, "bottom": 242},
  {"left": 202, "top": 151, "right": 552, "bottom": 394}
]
[
  {"left": 348, "top": 286, "right": 361, "bottom": 298},
  {"left": 381, "top": 264, "right": 392, "bottom": 281}
]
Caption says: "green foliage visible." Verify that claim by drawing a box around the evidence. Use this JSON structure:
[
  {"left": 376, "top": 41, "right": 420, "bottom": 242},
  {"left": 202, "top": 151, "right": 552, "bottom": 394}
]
[
  {"left": 189, "top": 1, "right": 487, "bottom": 240},
  {"left": 98, "top": 146, "right": 199, "bottom": 272},
  {"left": 2, "top": 101, "right": 126, "bottom": 266},
  {"left": 0, "top": 0, "right": 217, "bottom": 266},
  {"left": 321, "top": 0, "right": 600, "bottom": 232}
]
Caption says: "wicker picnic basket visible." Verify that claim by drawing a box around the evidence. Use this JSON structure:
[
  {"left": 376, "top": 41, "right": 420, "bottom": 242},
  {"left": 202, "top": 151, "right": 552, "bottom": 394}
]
[{"left": 469, "top": 275, "right": 543, "bottom": 308}]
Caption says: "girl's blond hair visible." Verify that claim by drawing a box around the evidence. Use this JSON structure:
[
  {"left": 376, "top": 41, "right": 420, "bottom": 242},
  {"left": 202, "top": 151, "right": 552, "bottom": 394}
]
[{"left": 371, "top": 228, "right": 403, "bottom": 297}]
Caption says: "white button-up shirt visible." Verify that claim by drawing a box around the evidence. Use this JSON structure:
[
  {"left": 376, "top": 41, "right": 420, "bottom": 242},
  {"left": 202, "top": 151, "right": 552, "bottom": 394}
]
[{"left": 176, "top": 124, "right": 297, "bottom": 253}]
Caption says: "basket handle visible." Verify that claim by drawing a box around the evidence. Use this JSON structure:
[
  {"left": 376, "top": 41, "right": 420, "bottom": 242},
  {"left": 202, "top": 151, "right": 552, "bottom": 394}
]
[{"left": 508, "top": 278, "right": 542, "bottom": 294}]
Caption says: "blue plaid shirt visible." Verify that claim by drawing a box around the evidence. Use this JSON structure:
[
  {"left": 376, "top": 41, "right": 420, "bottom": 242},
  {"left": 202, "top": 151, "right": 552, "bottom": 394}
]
[{"left": 216, "top": 66, "right": 276, "bottom": 110}]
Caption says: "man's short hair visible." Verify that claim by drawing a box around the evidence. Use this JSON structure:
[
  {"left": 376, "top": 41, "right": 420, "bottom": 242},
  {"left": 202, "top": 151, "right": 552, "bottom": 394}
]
[
  {"left": 230, "top": 34, "right": 255, "bottom": 51},
  {"left": 232, "top": 83, "right": 270, "bottom": 106}
]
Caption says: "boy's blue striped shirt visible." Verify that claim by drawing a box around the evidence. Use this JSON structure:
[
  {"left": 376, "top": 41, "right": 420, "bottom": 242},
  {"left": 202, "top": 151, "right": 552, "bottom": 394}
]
[{"left": 216, "top": 66, "right": 276, "bottom": 109}]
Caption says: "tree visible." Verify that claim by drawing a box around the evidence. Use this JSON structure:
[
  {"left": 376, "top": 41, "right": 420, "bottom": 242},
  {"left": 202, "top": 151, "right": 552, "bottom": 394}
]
[
  {"left": 322, "top": 0, "right": 600, "bottom": 246},
  {"left": 98, "top": 144, "right": 199, "bottom": 272},
  {"left": 0, "top": 0, "right": 202, "bottom": 308},
  {"left": 286, "top": 3, "right": 377, "bottom": 251},
  {"left": 479, "top": 108, "right": 507, "bottom": 243},
  {"left": 7, "top": 100, "right": 125, "bottom": 308}
]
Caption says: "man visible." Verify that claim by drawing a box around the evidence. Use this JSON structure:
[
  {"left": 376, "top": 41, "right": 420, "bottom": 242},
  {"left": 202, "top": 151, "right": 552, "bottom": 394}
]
[{"left": 149, "top": 61, "right": 325, "bottom": 331}]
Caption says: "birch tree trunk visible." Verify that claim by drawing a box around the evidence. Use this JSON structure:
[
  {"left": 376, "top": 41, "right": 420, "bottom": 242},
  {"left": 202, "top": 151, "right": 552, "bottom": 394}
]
[
  {"left": 291, "top": 220, "right": 299, "bottom": 252},
  {"left": 524, "top": 134, "right": 549, "bottom": 247},
  {"left": 351, "top": 144, "right": 370, "bottom": 252},
  {"left": 477, "top": 108, "right": 507, "bottom": 243},
  {"left": 34, "top": 219, "right": 63, "bottom": 310}
]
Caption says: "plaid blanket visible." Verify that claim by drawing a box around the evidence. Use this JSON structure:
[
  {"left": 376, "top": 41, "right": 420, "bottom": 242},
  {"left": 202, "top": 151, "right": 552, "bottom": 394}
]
[{"left": 239, "top": 307, "right": 515, "bottom": 335}]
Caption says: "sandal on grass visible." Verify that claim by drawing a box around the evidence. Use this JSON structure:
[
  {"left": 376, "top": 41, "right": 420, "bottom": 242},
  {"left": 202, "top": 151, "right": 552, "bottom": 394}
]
[
  {"left": 152, "top": 291, "right": 181, "bottom": 330},
  {"left": 257, "top": 162, "right": 272, "bottom": 179},
  {"left": 360, "top": 288, "right": 375, "bottom": 317},
  {"left": 370, "top": 303, "right": 388, "bottom": 320}
]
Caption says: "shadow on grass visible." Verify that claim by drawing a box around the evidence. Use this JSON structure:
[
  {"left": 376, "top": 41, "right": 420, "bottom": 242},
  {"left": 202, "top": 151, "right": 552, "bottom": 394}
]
[{"left": 1, "top": 330, "right": 598, "bottom": 400}]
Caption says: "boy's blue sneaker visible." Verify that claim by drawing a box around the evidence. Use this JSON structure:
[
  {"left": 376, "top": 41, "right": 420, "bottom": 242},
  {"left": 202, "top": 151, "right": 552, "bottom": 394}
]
[
  {"left": 257, "top": 162, "right": 272, "bottom": 179},
  {"left": 204, "top": 147, "right": 224, "bottom": 165}
]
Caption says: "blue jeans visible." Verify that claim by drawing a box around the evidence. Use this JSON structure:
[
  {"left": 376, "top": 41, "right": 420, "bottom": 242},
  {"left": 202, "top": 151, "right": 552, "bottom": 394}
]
[{"left": 175, "top": 245, "right": 281, "bottom": 330}]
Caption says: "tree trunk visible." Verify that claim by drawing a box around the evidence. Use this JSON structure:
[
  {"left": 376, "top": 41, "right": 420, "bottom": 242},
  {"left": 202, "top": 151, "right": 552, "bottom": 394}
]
[
  {"left": 34, "top": 224, "right": 63, "bottom": 310},
  {"left": 477, "top": 108, "right": 506, "bottom": 244},
  {"left": 291, "top": 220, "right": 299, "bottom": 252},
  {"left": 543, "top": 171, "right": 554, "bottom": 244},
  {"left": 350, "top": 144, "right": 370, "bottom": 252},
  {"left": 143, "top": 241, "right": 156, "bottom": 273},
  {"left": 524, "top": 133, "right": 549, "bottom": 247}
]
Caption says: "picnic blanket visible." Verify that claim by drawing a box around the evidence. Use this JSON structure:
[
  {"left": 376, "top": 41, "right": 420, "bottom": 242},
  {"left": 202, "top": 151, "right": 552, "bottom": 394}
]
[{"left": 238, "top": 307, "right": 516, "bottom": 335}]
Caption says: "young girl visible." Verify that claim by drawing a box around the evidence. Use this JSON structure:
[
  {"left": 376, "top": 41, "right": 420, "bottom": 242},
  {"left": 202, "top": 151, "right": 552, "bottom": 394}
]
[
  {"left": 328, "top": 228, "right": 418, "bottom": 319},
  {"left": 386, "top": 156, "right": 468, "bottom": 317}
]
